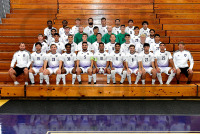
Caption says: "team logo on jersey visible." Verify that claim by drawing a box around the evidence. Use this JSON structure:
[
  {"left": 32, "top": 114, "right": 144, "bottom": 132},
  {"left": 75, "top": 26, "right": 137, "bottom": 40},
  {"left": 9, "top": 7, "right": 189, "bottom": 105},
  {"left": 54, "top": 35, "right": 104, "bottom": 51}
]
[
  {"left": 104, "top": 54, "right": 106, "bottom": 56},
  {"left": 184, "top": 54, "right": 187, "bottom": 57},
  {"left": 149, "top": 55, "right": 151, "bottom": 57},
  {"left": 56, "top": 55, "right": 58, "bottom": 57},
  {"left": 23, "top": 54, "right": 25, "bottom": 57},
  {"left": 87, "top": 53, "right": 89, "bottom": 55}
]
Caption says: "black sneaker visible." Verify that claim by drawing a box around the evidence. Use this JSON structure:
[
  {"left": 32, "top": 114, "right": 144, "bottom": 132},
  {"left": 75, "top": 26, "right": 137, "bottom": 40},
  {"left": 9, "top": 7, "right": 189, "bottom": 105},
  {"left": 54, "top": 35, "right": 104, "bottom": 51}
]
[
  {"left": 187, "top": 81, "right": 191, "bottom": 84},
  {"left": 107, "top": 83, "right": 110, "bottom": 84},
  {"left": 79, "top": 81, "right": 82, "bottom": 84},
  {"left": 94, "top": 82, "right": 96, "bottom": 84},
  {"left": 88, "top": 82, "right": 91, "bottom": 84},
  {"left": 120, "top": 82, "right": 123, "bottom": 84},
  {"left": 177, "top": 80, "right": 180, "bottom": 84},
  {"left": 113, "top": 83, "right": 116, "bottom": 84}
]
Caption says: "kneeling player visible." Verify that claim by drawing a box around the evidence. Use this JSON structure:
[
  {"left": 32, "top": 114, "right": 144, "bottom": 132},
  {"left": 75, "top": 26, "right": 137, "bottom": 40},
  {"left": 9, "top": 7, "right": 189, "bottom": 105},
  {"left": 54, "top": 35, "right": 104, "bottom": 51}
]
[
  {"left": 29, "top": 42, "right": 46, "bottom": 84},
  {"left": 76, "top": 42, "right": 94, "bottom": 84},
  {"left": 124, "top": 45, "right": 142, "bottom": 84},
  {"left": 43, "top": 44, "right": 62, "bottom": 85},
  {"left": 93, "top": 42, "right": 111, "bottom": 84},
  {"left": 155, "top": 43, "right": 176, "bottom": 84},
  {"left": 141, "top": 43, "right": 157, "bottom": 84},
  {"left": 60, "top": 43, "right": 77, "bottom": 84}
]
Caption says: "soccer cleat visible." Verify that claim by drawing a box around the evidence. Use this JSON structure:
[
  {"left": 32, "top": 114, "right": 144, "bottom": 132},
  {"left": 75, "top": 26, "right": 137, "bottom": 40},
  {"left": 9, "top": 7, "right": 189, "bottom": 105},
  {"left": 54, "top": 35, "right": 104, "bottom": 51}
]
[
  {"left": 120, "top": 82, "right": 123, "bottom": 84},
  {"left": 94, "top": 82, "right": 96, "bottom": 84},
  {"left": 113, "top": 83, "right": 116, "bottom": 84},
  {"left": 107, "top": 83, "right": 110, "bottom": 84},
  {"left": 88, "top": 82, "right": 91, "bottom": 84},
  {"left": 79, "top": 81, "right": 82, "bottom": 84}
]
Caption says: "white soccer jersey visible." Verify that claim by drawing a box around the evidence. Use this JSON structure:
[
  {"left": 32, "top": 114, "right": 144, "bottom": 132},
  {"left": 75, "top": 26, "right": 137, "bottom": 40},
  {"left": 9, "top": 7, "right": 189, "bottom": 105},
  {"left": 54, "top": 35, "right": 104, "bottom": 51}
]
[
  {"left": 50, "top": 42, "right": 65, "bottom": 54},
  {"left": 146, "top": 37, "right": 155, "bottom": 45},
  {"left": 61, "top": 52, "right": 76, "bottom": 68},
  {"left": 76, "top": 41, "right": 93, "bottom": 52},
  {"left": 77, "top": 51, "right": 93, "bottom": 67},
  {"left": 130, "top": 34, "right": 140, "bottom": 44},
  {"left": 32, "top": 42, "right": 48, "bottom": 53},
  {"left": 31, "top": 52, "right": 46, "bottom": 67},
  {"left": 63, "top": 42, "right": 77, "bottom": 53},
  {"left": 155, "top": 51, "right": 172, "bottom": 67},
  {"left": 59, "top": 27, "right": 65, "bottom": 36},
  {"left": 92, "top": 41, "right": 108, "bottom": 53},
  {"left": 121, "top": 42, "right": 131, "bottom": 53},
  {"left": 71, "top": 26, "right": 82, "bottom": 35},
  {"left": 47, "top": 35, "right": 54, "bottom": 45},
  {"left": 150, "top": 41, "right": 161, "bottom": 53},
  {"left": 135, "top": 42, "right": 144, "bottom": 53},
  {"left": 140, "top": 52, "right": 155, "bottom": 67},
  {"left": 112, "top": 26, "right": 121, "bottom": 35},
  {"left": 125, "top": 26, "right": 135, "bottom": 36},
  {"left": 109, "top": 52, "right": 125, "bottom": 68},
  {"left": 173, "top": 50, "right": 194, "bottom": 69},
  {"left": 98, "top": 25, "right": 108, "bottom": 37},
  {"left": 106, "top": 42, "right": 117, "bottom": 54},
  {"left": 139, "top": 28, "right": 150, "bottom": 37},
  {"left": 45, "top": 52, "right": 62, "bottom": 68},
  {"left": 44, "top": 27, "right": 56, "bottom": 38},
  {"left": 125, "top": 52, "right": 141, "bottom": 69},
  {"left": 94, "top": 51, "right": 109, "bottom": 67},
  {"left": 83, "top": 25, "right": 94, "bottom": 37},
  {"left": 11, "top": 50, "right": 31, "bottom": 68},
  {"left": 60, "top": 33, "right": 69, "bottom": 45}
]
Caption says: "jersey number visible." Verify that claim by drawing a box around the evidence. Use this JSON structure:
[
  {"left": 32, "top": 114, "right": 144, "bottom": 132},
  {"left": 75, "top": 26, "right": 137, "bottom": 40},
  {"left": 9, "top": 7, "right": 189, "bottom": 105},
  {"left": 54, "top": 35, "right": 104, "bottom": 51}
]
[
  {"left": 100, "top": 57, "right": 103, "bottom": 60},
  {"left": 52, "top": 58, "right": 55, "bottom": 61},
  {"left": 162, "top": 56, "right": 165, "bottom": 60},
  {"left": 132, "top": 58, "right": 134, "bottom": 62},
  {"left": 116, "top": 57, "right": 118, "bottom": 61},
  {"left": 145, "top": 58, "right": 148, "bottom": 62},
  {"left": 67, "top": 57, "right": 71, "bottom": 61},
  {"left": 84, "top": 55, "right": 86, "bottom": 59},
  {"left": 37, "top": 57, "right": 40, "bottom": 60}
]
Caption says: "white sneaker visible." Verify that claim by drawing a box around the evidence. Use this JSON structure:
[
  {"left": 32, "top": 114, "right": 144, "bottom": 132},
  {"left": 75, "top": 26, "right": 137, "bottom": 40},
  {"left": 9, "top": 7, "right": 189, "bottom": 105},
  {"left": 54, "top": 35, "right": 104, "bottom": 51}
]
[
  {"left": 25, "top": 82, "right": 28, "bottom": 85},
  {"left": 14, "top": 81, "right": 19, "bottom": 85}
]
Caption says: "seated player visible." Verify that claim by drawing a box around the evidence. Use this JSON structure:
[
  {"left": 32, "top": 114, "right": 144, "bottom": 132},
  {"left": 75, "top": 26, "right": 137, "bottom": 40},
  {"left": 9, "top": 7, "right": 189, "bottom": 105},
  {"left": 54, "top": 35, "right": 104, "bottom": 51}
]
[
  {"left": 135, "top": 34, "right": 146, "bottom": 53},
  {"left": 146, "top": 29, "right": 155, "bottom": 44},
  {"left": 121, "top": 34, "right": 131, "bottom": 53},
  {"left": 150, "top": 34, "right": 161, "bottom": 54},
  {"left": 76, "top": 42, "right": 94, "bottom": 84},
  {"left": 74, "top": 26, "right": 85, "bottom": 44},
  {"left": 109, "top": 43, "right": 126, "bottom": 84},
  {"left": 173, "top": 42, "right": 194, "bottom": 84},
  {"left": 139, "top": 21, "right": 150, "bottom": 37},
  {"left": 130, "top": 26, "right": 140, "bottom": 44},
  {"left": 76, "top": 33, "right": 93, "bottom": 53},
  {"left": 98, "top": 17, "right": 108, "bottom": 37},
  {"left": 44, "top": 20, "right": 56, "bottom": 40},
  {"left": 93, "top": 42, "right": 111, "bottom": 84},
  {"left": 125, "top": 19, "right": 135, "bottom": 36},
  {"left": 32, "top": 34, "right": 48, "bottom": 53},
  {"left": 105, "top": 34, "right": 118, "bottom": 54},
  {"left": 71, "top": 18, "right": 82, "bottom": 35},
  {"left": 87, "top": 26, "right": 99, "bottom": 44},
  {"left": 60, "top": 43, "right": 77, "bottom": 84},
  {"left": 9, "top": 43, "right": 31, "bottom": 85},
  {"left": 112, "top": 19, "right": 121, "bottom": 35},
  {"left": 155, "top": 43, "right": 176, "bottom": 84},
  {"left": 29, "top": 42, "right": 46, "bottom": 84},
  {"left": 47, "top": 28, "right": 57, "bottom": 46},
  {"left": 83, "top": 18, "right": 95, "bottom": 37},
  {"left": 123, "top": 45, "right": 142, "bottom": 84},
  {"left": 59, "top": 20, "right": 68, "bottom": 36},
  {"left": 49, "top": 33, "right": 65, "bottom": 54},
  {"left": 140, "top": 43, "right": 157, "bottom": 84},
  {"left": 60, "top": 26, "right": 71, "bottom": 45},
  {"left": 116, "top": 25, "right": 128, "bottom": 45},
  {"left": 43, "top": 44, "right": 62, "bottom": 85},
  {"left": 92, "top": 33, "right": 107, "bottom": 53}
]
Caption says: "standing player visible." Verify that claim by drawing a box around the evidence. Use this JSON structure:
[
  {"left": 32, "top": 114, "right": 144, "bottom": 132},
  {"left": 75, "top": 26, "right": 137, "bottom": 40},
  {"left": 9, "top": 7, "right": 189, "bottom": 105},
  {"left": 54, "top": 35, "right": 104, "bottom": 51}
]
[
  {"left": 50, "top": 33, "right": 65, "bottom": 54},
  {"left": 74, "top": 26, "right": 85, "bottom": 44},
  {"left": 121, "top": 34, "right": 131, "bottom": 53},
  {"left": 146, "top": 29, "right": 155, "bottom": 45},
  {"left": 135, "top": 34, "right": 146, "bottom": 54},
  {"left": 29, "top": 42, "right": 45, "bottom": 84},
  {"left": 83, "top": 18, "right": 95, "bottom": 37},
  {"left": 109, "top": 43, "right": 126, "bottom": 84},
  {"left": 140, "top": 43, "right": 157, "bottom": 84},
  {"left": 173, "top": 42, "right": 194, "bottom": 84},
  {"left": 117, "top": 25, "right": 128, "bottom": 45},
  {"left": 98, "top": 17, "right": 108, "bottom": 37},
  {"left": 106, "top": 34, "right": 118, "bottom": 54},
  {"left": 102, "top": 25, "right": 118, "bottom": 44},
  {"left": 60, "top": 26, "right": 71, "bottom": 45},
  {"left": 125, "top": 19, "right": 134, "bottom": 36},
  {"left": 92, "top": 33, "right": 106, "bottom": 53},
  {"left": 87, "top": 26, "right": 99, "bottom": 44},
  {"left": 71, "top": 18, "right": 82, "bottom": 35},
  {"left": 59, "top": 20, "right": 68, "bottom": 36},
  {"left": 112, "top": 19, "right": 121, "bottom": 35},
  {"left": 76, "top": 33, "right": 93, "bottom": 53},
  {"left": 60, "top": 43, "right": 77, "bottom": 84},
  {"left": 150, "top": 34, "right": 161, "bottom": 54},
  {"left": 9, "top": 43, "right": 31, "bottom": 85},
  {"left": 130, "top": 26, "right": 140, "bottom": 44},
  {"left": 32, "top": 34, "right": 48, "bottom": 53},
  {"left": 76, "top": 42, "right": 94, "bottom": 84},
  {"left": 63, "top": 34, "right": 77, "bottom": 53},
  {"left": 139, "top": 21, "right": 150, "bottom": 37},
  {"left": 44, "top": 20, "right": 56, "bottom": 40},
  {"left": 43, "top": 44, "right": 62, "bottom": 85},
  {"left": 93, "top": 42, "right": 110, "bottom": 84},
  {"left": 155, "top": 43, "right": 176, "bottom": 84},
  {"left": 47, "top": 28, "right": 57, "bottom": 46}
]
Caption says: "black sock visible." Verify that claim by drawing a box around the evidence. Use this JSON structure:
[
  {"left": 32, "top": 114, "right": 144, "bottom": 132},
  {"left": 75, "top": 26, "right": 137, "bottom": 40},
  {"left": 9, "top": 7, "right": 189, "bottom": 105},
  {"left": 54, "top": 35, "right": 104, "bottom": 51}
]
[
  {"left": 187, "top": 81, "right": 191, "bottom": 84},
  {"left": 177, "top": 80, "right": 180, "bottom": 84}
]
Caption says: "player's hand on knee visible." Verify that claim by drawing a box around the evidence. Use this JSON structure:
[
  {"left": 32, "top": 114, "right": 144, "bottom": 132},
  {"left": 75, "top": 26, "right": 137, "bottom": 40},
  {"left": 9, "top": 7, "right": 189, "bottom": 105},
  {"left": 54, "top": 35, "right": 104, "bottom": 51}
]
[
  {"left": 187, "top": 68, "right": 193, "bottom": 74},
  {"left": 156, "top": 68, "right": 160, "bottom": 73},
  {"left": 57, "top": 69, "right": 61, "bottom": 74},
  {"left": 9, "top": 67, "right": 14, "bottom": 72},
  {"left": 24, "top": 67, "right": 28, "bottom": 72},
  {"left": 39, "top": 67, "right": 44, "bottom": 72},
  {"left": 172, "top": 67, "right": 176, "bottom": 73},
  {"left": 177, "top": 68, "right": 181, "bottom": 74},
  {"left": 127, "top": 68, "right": 131, "bottom": 74}
]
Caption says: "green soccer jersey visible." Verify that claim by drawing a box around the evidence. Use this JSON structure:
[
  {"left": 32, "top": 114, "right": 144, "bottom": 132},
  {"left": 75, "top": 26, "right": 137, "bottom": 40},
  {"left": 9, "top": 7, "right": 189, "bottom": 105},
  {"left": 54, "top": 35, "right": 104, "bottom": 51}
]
[
  {"left": 74, "top": 32, "right": 86, "bottom": 44},
  {"left": 102, "top": 33, "right": 118, "bottom": 44},
  {"left": 87, "top": 34, "right": 97, "bottom": 44},
  {"left": 116, "top": 33, "right": 128, "bottom": 45}
]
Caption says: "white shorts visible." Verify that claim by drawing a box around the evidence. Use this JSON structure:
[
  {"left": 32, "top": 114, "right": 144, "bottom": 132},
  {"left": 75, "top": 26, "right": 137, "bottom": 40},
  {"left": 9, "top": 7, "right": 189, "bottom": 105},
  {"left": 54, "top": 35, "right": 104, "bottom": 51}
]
[
  {"left": 144, "top": 67, "right": 153, "bottom": 75},
  {"left": 64, "top": 67, "right": 74, "bottom": 74},
  {"left": 47, "top": 67, "right": 59, "bottom": 75},
  {"left": 129, "top": 68, "right": 138, "bottom": 75},
  {"left": 80, "top": 67, "right": 90, "bottom": 74},
  {"left": 32, "top": 66, "right": 42, "bottom": 75},
  {"left": 114, "top": 68, "right": 123, "bottom": 76},
  {"left": 159, "top": 67, "right": 171, "bottom": 75}
]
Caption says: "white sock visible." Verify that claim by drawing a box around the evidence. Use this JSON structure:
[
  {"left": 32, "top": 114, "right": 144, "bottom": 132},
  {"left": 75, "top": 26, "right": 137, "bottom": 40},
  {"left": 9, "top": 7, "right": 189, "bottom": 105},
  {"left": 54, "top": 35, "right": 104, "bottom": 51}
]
[
  {"left": 61, "top": 74, "right": 66, "bottom": 84},
  {"left": 142, "top": 79, "right": 145, "bottom": 85},
  {"left": 72, "top": 74, "right": 76, "bottom": 84},
  {"left": 127, "top": 73, "right": 132, "bottom": 84},
  {"left": 92, "top": 74, "right": 96, "bottom": 83},
  {"left": 111, "top": 70, "right": 116, "bottom": 83},
  {"left": 56, "top": 74, "right": 62, "bottom": 84},
  {"left": 29, "top": 72, "right": 34, "bottom": 84},
  {"left": 135, "top": 72, "right": 141, "bottom": 84},
  {"left": 88, "top": 75, "right": 92, "bottom": 82},
  {"left": 77, "top": 75, "right": 81, "bottom": 82},
  {"left": 44, "top": 75, "right": 49, "bottom": 85},
  {"left": 25, "top": 82, "right": 28, "bottom": 85},
  {"left": 39, "top": 73, "right": 43, "bottom": 84},
  {"left": 166, "top": 70, "right": 175, "bottom": 84},
  {"left": 14, "top": 81, "right": 19, "bottom": 85},
  {"left": 152, "top": 79, "right": 156, "bottom": 84},
  {"left": 120, "top": 71, "right": 127, "bottom": 83},
  {"left": 157, "top": 73, "right": 163, "bottom": 84},
  {"left": 107, "top": 74, "right": 111, "bottom": 83}
]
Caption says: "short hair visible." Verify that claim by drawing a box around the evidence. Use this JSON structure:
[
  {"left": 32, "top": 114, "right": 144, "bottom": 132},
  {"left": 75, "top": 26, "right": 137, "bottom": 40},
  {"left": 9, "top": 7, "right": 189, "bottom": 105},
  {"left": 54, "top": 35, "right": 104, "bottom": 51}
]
[
  {"left": 54, "top": 33, "right": 60, "bottom": 36},
  {"left": 35, "top": 42, "right": 42, "bottom": 47},
  {"left": 128, "top": 19, "right": 133, "bottom": 23},
  {"left": 82, "top": 42, "right": 88, "bottom": 45},
  {"left": 76, "top": 18, "right": 81, "bottom": 21},
  {"left": 51, "top": 28, "right": 57, "bottom": 32},
  {"left": 134, "top": 26, "right": 139, "bottom": 30},
  {"left": 115, "top": 43, "right": 121, "bottom": 47},
  {"left": 47, "top": 20, "right": 52, "bottom": 24},
  {"left": 115, "top": 19, "right": 120, "bottom": 22},
  {"left": 65, "top": 43, "right": 71, "bottom": 48},
  {"left": 50, "top": 44, "right": 57, "bottom": 48},
  {"left": 64, "top": 26, "right": 70, "bottom": 29},
  {"left": 82, "top": 33, "right": 88, "bottom": 37},
  {"left": 68, "top": 34, "right": 73, "bottom": 38},
  {"left": 142, "top": 21, "right": 149, "bottom": 25},
  {"left": 19, "top": 42, "right": 25, "bottom": 45},
  {"left": 129, "top": 44, "right": 135, "bottom": 48},
  {"left": 110, "top": 34, "right": 116, "bottom": 38},
  {"left": 38, "top": 34, "right": 43, "bottom": 37},
  {"left": 140, "top": 34, "right": 146, "bottom": 37},
  {"left": 150, "top": 29, "right": 155, "bottom": 33},
  {"left": 121, "top": 25, "right": 125, "bottom": 27},
  {"left": 125, "top": 34, "right": 130, "bottom": 37},
  {"left": 96, "top": 33, "right": 102, "bottom": 36},
  {"left": 101, "top": 17, "right": 106, "bottom": 21},
  {"left": 99, "top": 42, "right": 104, "bottom": 46},
  {"left": 178, "top": 41, "right": 185, "bottom": 46},
  {"left": 62, "top": 20, "right": 68, "bottom": 24},
  {"left": 154, "top": 34, "right": 160, "bottom": 37},
  {"left": 88, "top": 18, "right": 93, "bottom": 21},
  {"left": 93, "top": 26, "right": 99, "bottom": 30},
  {"left": 143, "top": 43, "right": 150, "bottom": 47},
  {"left": 160, "top": 43, "right": 166, "bottom": 46}
]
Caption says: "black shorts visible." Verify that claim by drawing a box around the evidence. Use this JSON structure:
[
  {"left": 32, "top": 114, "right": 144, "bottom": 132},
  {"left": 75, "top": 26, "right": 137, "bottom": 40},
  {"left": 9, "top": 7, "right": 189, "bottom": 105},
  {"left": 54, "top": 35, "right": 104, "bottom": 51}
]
[
  {"left": 13, "top": 67, "right": 26, "bottom": 77},
  {"left": 180, "top": 67, "right": 189, "bottom": 77}
]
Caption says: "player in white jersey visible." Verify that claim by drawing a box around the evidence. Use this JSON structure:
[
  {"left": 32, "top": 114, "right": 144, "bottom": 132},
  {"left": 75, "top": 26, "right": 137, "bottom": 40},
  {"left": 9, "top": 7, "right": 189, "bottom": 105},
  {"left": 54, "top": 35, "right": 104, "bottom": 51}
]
[
  {"left": 125, "top": 19, "right": 135, "bottom": 36},
  {"left": 49, "top": 33, "right": 65, "bottom": 54},
  {"left": 106, "top": 34, "right": 118, "bottom": 54},
  {"left": 173, "top": 42, "right": 194, "bottom": 84},
  {"left": 92, "top": 33, "right": 108, "bottom": 53},
  {"left": 44, "top": 20, "right": 57, "bottom": 40},
  {"left": 63, "top": 34, "right": 77, "bottom": 53},
  {"left": 146, "top": 29, "right": 155, "bottom": 45},
  {"left": 135, "top": 34, "right": 146, "bottom": 54},
  {"left": 140, "top": 43, "right": 157, "bottom": 84},
  {"left": 43, "top": 44, "right": 62, "bottom": 85},
  {"left": 98, "top": 17, "right": 108, "bottom": 37},
  {"left": 76, "top": 33, "right": 93, "bottom": 53},
  {"left": 155, "top": 43, "right": 176, "bottom": 84},
  {"left": 109, "top": 43, "right": 126, "bottom": 84},
  {"left": 93, "top": 42, "right": 111, "bottom": 84},
  {"left": 60, "top": 26, "right": 70, "bottom": 45},
  {"left": 71, "top": 18, "right": 82, "bottom": 35},
  {"left": 121, "top": 34, "right": 131, "bottom": 53},
  {"left": 29, "top": 42, "right": 46, "bottom": 84},
  {"left": 139, "top": 21, "right": 150, "bottom": 37},
  {"left": 47, "top": 28, "right": 57, "bottom": 46},
  {"left": 60, "top": 43, "right": 77, "bottom": 84},
  {"left": 112, "top": 19, "right": 121, "bottom": 35},
  {"left": 150, "top": 34, "right": 161, "bottom": 54},
  {"left": 123, "top": 45, "right": 142, "bottom": 84},
  {"left": 83, "top": 18, "right": 95, "bottom": 37},
  {"left": 9, "top": 43, "right": 31, "bottom": 85},
  {"left": 76, "top": 42, "right": 94, "bottom": 84},
  {"left": 59, "top": 20, "right": 68, "bottom": 36},
  {"left": 32, "top": 34, "right": 48, "bottom": 53},
  {"left": 131, "top": 26, "right": 140, "bottom": 44}
]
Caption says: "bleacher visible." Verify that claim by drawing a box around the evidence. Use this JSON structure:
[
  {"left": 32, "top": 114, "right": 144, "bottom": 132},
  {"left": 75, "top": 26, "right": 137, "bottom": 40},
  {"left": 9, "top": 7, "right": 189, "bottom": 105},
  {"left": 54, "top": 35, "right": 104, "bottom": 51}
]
[{"left": 0, "top": 0, "right": 199, "bottom": 99}]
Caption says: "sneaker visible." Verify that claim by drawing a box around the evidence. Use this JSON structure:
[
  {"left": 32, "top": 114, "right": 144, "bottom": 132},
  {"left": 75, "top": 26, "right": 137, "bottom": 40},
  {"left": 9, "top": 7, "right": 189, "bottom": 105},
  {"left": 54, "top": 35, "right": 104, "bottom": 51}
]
[
  {"left": 25, "top": 82, "right": 28, "bottom": 85},
  {"left": 79, "top": 81, "right": 82, "bottom": 84},
  {"left": 14, "top": 81, "right": 19, "bottom": 85}
]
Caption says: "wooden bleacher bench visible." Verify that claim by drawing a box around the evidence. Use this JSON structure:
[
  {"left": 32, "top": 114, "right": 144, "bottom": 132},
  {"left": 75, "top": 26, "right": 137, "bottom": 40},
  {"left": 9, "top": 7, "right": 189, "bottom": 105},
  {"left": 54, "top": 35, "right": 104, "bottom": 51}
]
[
  {"left": 163, "top": 24, "right": 200, "bottom": 31},
  {"left": 154, "top": 4, "right": 200, "bottom": 10},
  {"left": 154, "top": 0, "right": 199, "bottom": 3},
  {"left": 157, "top": 14, "right": 200, "bottom": 19},
  {"left": 170, "top": 37, "right": 200, "bottom": 44},
  {"left": 0, "top": 30, "right": 43, "bottom": 36},
  {"left": 160, "top": 19, "right": 200, "bottom": 24},
  {"left": 166, "top": 31, "right": 200, "bottom": 37}
]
